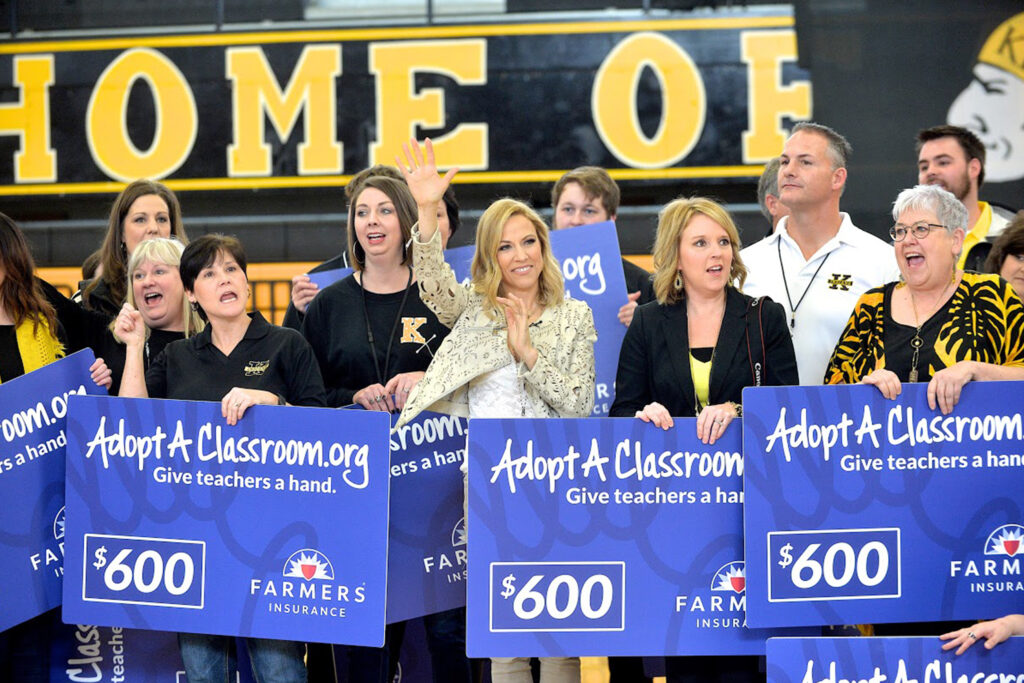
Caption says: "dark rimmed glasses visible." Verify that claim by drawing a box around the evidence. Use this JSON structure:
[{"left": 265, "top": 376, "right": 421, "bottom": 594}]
[{"left": 889, "top": 222, "right": 946, "bottom": 242}]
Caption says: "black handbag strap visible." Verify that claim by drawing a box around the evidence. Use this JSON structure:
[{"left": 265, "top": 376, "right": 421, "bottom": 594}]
[{"left": 745, "top": 296, "right": 767, "bottom": 386}]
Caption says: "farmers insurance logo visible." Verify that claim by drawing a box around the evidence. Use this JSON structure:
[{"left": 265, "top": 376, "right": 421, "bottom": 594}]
[
  {"left": 284, "top": 549, "right": 335, "bottom": 581},
  {"left": 250, "top": 547, "right": 366, "bottom": 618},
  {"left": 29, "top": 506, "right": 65, "bottom": 577},
  {"left": 423, "top": 517, "right": 467, "bottom": 583},
  {"left": 711, "top": 561, "right": 746, "bottom": 594},
  {"left": 674, "top": 560, "right": 747, "bottom": 628},
  {"left": 985, "top": 524, "right": 1023, "bottom": 557},
  {"left": 54, "top": 506, "right": 65, "bottom": 541},
  {"left": 949, "top": 524, "right": 1024, "bottom": 594}
]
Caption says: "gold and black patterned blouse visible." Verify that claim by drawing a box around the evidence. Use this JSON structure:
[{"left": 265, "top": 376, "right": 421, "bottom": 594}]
[{"left": 825, "top": 272, "right": 1024, "bottom": 384}]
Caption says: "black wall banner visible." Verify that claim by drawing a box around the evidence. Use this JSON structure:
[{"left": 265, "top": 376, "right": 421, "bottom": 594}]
[
  {"left": 0, "top": 9, "right": 811, "bottom": 197},
  {"left": 795, "top": 0, "right": 1023, "bottom": 230}
]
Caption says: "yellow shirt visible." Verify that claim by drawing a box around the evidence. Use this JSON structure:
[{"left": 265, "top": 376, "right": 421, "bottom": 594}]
[
  {"left": 689, "top": 351, "right": 712, "bottom": 409},
  {"left": 957, "top": 201, "right": 996, "bottom": 271}
]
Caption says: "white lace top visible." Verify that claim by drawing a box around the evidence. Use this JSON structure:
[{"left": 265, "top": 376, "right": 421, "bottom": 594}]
[{"left": 468, "top": 360, "right": 538, "bottom": 419}]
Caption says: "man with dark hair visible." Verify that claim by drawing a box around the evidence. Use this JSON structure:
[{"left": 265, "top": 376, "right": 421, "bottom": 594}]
[
  {"left": 756, "top": 156, "right": 789, "bottom": 236},
  {"left": 916, "top": 124, "right": 1015, "bottom": 271},
  {"left": 552, "top": 166, "right": 654, "bottom": 326},
  {"left": 741, "top": 122, "right": 898, "bottom": 384}
]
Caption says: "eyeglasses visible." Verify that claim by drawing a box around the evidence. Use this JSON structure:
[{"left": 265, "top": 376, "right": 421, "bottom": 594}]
[{"left": 889, "top": 222, "right": 946, "bottom": 242}]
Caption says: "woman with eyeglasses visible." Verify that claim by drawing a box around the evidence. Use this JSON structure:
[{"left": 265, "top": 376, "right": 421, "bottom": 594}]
[{"left": 826, "top": 184, "right": 1024, "bottom": 411}]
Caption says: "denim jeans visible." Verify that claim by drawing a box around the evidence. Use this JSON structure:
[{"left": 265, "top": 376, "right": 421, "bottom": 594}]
[{"left": 179, "top": 633, "right": 306, "bottom": 683}]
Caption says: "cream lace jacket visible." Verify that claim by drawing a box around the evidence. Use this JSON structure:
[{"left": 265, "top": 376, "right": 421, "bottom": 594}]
[{"left": 395, "top": 227, "right": 597, "bottom": 429}]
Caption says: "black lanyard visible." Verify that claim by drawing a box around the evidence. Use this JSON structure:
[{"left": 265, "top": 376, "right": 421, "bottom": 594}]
[
  {"left": 777, "top": 236, "right": 830, "bottom": 329},
  {"left": 360, "top": 266, "right": 413, "bottom": 387}
]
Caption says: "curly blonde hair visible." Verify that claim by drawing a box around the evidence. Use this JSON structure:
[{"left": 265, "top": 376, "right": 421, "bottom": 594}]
[
  {"left": 652, "top": 197, "right": 747, "bottom": 305},
  {"left": 471, "top": 198, "right": 564, "bottom": 319}
]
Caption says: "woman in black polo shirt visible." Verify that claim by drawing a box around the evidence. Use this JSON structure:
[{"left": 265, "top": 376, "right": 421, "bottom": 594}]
[{"left": 117, "top": 233, "right": 325, "bottom": 683}]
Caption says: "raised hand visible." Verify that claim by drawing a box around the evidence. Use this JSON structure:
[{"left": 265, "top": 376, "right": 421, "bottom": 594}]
[
  {"left": 114, "top": 302, "right": 146, "bottom": 347},
  {"left": 397, "top": 138, "right": 458, "bottom": 208},
  {"left": 290, "top": 274, "right": 319, "bottom": 314}
]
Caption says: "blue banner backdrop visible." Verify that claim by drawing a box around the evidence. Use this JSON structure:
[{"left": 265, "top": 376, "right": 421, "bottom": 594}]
[
  {"left": 766, "top": 636, "right": 1024, "bottom": 683},
  {"left": 386, "top": 411, "right": 468, "bottom": 624},
  {"left": 0, "top": 350, "right": 104, "bottom": 632},
  {"left": 61, "top": 395, "right": 391, "bottom": 646},
  {"left": 743, "top": 382, "right": 1024, "bottom": 628},
  {"left": 466, "top": 417, "right": 812, "bottom": 657},
  {"left": 445, "top": 220, "right": 629, "bottom": 417}
]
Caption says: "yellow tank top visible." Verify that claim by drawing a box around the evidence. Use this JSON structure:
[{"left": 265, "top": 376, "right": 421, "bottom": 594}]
[{"left": 689, "top": 348, "right": 712, "bottom": 410}]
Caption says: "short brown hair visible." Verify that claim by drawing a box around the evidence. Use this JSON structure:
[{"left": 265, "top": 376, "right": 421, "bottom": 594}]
[
  {"left": 791, "top": 122, "right": 852, "bottom": 170},
  {"left": 551, "top": 166, "right": 620, "bottom": 218},
  {"left": 180, "top": 234, "right": 247, "bottom": 292},
  {"left": 916, "top": 125, "right": 987, "bottom": 188},
  {"left": 345, "top": 164, "right": 403, "bottom": 201},
  {"left": 985, "top": 211, "right": 1024, "bottom": 276}
]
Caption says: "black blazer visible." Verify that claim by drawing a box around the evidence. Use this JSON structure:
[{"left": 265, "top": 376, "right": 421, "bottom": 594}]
[{"left": 609, "top": 287, "right": 797, "bottom": 417}]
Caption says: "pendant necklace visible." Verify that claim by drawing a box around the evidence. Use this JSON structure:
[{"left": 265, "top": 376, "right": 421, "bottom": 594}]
[{"left": 906, "top": 276, "right": 954, "bottom": 383}]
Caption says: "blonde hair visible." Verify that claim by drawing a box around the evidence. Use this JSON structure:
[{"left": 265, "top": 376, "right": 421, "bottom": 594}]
[
  {"left": 652, "top": 197, "right": 747, "bottom": 305},
  {"left": 471, "top": 198, "right": 564, "bottom": 319},
  {"left": 116, "top": 237, "right": 205, "bottom": 339}
]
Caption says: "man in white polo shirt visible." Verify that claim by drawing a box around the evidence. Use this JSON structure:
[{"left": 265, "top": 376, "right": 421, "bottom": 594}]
[{"left": 741, "top": 122, "right": 900, "bottom": 385}]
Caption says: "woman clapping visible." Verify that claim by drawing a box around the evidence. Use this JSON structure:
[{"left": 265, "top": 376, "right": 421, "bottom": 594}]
[{"left": 397, "top": 139, "right": 596, "bottom": 683}]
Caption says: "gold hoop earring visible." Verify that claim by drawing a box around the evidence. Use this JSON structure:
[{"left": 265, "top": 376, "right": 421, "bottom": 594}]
[{"left": 674, "top": 270, "right": 684, "bottom": 291}]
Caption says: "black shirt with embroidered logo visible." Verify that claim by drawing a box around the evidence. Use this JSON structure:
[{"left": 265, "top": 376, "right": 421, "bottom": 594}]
[
  {"left": 300, "top": 274, "right": 450, "bottom": 407},
  {"left": 146, "top": 311, "right": 326, "bottom": 406}
]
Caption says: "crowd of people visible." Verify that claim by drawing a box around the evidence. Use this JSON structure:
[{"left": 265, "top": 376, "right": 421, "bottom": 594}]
[{"left": 1, "top": 119, "right": 1022, "bottom": 682}]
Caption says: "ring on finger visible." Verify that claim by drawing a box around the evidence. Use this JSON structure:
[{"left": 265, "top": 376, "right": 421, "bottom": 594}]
[{"left": 968, "top": 632, "right": 977, "bottom": 640}]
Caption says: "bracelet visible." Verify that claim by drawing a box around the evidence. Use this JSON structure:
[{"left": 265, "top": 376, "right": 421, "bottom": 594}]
[
  {"left": 277, "top": 394, "right": 286, "bottom": 406},
  {"left": 731, "top": 401, "right": 743, "bottom": 417}
]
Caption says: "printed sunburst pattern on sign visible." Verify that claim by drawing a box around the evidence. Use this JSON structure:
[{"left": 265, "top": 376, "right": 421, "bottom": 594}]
[
  {"left": 984, "top": 524, "right": 1024, "bottom": 557},
  {"left": 282, "top": 549, "right": 336, "bottom": 581},
  {"left": 711, "top": 561, "right": 745, "bottom": 593}
]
